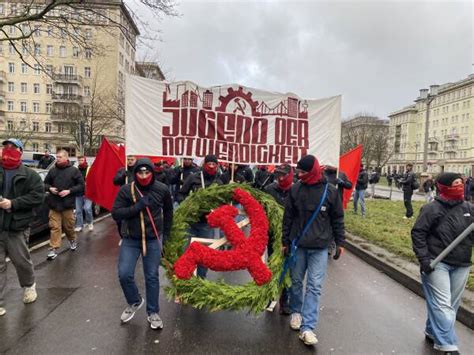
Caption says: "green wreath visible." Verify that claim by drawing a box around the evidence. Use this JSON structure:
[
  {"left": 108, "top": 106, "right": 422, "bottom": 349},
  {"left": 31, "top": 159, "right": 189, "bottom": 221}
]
[{"left": 162, "top": 183, "right": 289, "bottom": 313}]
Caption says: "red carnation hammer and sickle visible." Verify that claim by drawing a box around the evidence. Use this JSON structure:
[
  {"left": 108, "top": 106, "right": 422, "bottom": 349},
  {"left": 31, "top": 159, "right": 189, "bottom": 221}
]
[{"left": 174, "top": 188, "right": 272, "bottom": 286}]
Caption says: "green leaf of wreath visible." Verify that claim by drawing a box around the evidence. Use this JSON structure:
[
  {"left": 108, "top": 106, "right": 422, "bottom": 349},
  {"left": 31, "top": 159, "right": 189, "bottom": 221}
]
[{"left": 162, "top": 183, "right": 289, "bottom": 313}]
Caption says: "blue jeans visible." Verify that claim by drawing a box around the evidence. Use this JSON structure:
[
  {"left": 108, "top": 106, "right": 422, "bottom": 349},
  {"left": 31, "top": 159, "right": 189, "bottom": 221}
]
[
  {"left": 75, "top": 196, "right": 93, "bottom": 228},
  {"left": 290, "top": 247, "right": 328, "bottom": 332},
  {"left": 118, "top": 238, "right": 161, "bottom": 315},
  {"left": 353, "top": 189, "right": 366, "bottom": 216},
  {"left": 421, "top": 262, "right": 470, "bottom": 352},
  {"left": 187, "top": 222, "right": 219, "bottom": 278}
]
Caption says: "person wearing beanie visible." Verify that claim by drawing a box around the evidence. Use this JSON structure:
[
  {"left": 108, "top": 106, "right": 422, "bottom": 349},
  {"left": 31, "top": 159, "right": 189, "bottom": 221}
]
[
  {"left": 399, "top": 163, "right": 418, "bottom": 219},
  {"left": 283, "top": 154, "right": 345, "bottom": 346},
  {"left": 253, "top": 165, "right": 274, "bottom": 190},
  {"left": 0, "top": 139, "right": 44, "bottom": 316},
  {"left": 221, "top": 163, "right": 254, "bottom": 184},
  {"left": 112, "top": 158, "right": 173, "bottom": 330},
  {"left": 74, "top": 156, "right": 94, "bottom": 232},
  {"left": 411, "top": 172, "right": 473, "bottom": 354},
  {"left": 153, "top": 161, "right": 170, "bottom": 186},
  {"left": 353, "top": 164, "right": 368, "bottom": 217},
  {"left": 44, "top": 149, "right": 84, "bottom": 260},
  {"left": 170, "top": 158, "right": 198, "bottom": 204},
  {"left": 177, "top": 154, "right": 225, "bottom": 278}
]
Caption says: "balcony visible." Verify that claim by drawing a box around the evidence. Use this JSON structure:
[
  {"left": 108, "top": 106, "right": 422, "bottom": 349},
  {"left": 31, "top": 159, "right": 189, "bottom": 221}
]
[
  {"left": 428, "top": 136, "right": 439, "bottom": 143},
  {"left": 445, "top": 133, "right": 460, "bottom": 141},
  {"left": 444, "top": 145, "right": 458, "bottom": 153},
  {"left": 52, "top": 93, "right": 83, "bottom": 104},
  {"left": 0, "top": 71, "right": 5, "bottom": 83},
  {"left": 428, "top": 151, "right": 438, "bottom": 156},
  {"left": 52, "top": 74, "right": 83, "bottom": 85}
]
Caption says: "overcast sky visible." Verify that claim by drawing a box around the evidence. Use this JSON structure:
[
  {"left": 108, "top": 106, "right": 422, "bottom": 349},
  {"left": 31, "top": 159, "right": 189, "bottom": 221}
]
[{"left": 136, "top": 0, "right": 472, "bottom": 119}]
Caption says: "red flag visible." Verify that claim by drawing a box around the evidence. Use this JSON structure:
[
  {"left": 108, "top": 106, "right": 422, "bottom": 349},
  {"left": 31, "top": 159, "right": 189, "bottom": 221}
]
[
  {"left": 339, "top": 145, "right": 363, "bottom": 209},
  {"left": 85, "top": 138, "right": 125, "bottom": 211}
]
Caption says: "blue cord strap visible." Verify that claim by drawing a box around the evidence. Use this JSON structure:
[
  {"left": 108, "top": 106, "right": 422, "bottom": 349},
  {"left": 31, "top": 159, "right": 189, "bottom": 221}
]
[{"left": 279, "top": 183, "right": 329, "bottom": 284}]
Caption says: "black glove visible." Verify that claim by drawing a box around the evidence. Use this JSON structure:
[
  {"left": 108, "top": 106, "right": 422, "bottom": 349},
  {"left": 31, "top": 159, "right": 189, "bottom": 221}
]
[
  {"left": 335, "top": 178, "right": 344, "bottom": 185},
  {"left": 135, "top": 195, "right": 151, "bottom": 211},
  {"left": 420, "top": 260, "right": 433, "bottom": 274},
  {"left": 333, "top": 246, "right": 344, "bottom": 260}
]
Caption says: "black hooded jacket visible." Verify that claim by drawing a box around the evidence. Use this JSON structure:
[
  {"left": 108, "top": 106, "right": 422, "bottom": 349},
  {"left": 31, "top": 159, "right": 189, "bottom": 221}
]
[
  {"left": 112, "top": 159, "right": 173, "bottom": 242},
  {"left": 355, "top": 169, "right": 368, "bottom": 191},
  {"left": 177, "top": 170, "right": 224, "bottom": 203},
  {"left": 411, "top": 197, "right": 473, "bottom": 267},
  {"left": 113, "top": 166, "right": 135, "bottom": 186},
  {"left": 44, "top": 162, "right": 84, "bottom": 211},
  {"left": 254, "top": 169, "right": 274, "bottom": 190},
  {"left": 324, "top": 169, "right": 353, "bottom": 202},
  {"left": 221, "top": 165, "right": 254, "bottom": 184}
]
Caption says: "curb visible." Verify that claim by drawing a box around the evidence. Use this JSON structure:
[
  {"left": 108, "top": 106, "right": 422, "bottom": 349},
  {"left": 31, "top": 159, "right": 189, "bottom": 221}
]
[{"left": 344, "top": 232, "right": 474, "bottom": 330}]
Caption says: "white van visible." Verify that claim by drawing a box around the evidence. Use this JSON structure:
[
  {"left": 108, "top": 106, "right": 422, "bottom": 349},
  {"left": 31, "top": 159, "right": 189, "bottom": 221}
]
[{"left": 21, "top": 151, "right": 56, "bottom": 168}]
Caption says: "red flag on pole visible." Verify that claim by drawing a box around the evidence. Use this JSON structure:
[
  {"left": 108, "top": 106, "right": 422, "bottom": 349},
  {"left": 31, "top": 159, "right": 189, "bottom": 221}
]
[
  {"left": 85, "top": 138, "right": 125, "bottom": 211},
  {"left": 339, "top": 145, "right": 363, "bottom": 209}
]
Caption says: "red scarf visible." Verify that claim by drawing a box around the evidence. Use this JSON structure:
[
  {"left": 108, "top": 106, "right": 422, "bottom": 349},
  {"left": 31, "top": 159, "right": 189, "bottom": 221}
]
[
  {"left": 437, "top": 182, "right": 465, "bottom": 201},
  {"left": 278, "top": 170, "right": 294, "bottom": 191},
  {"left": 56, "top": 160, "right": 69, "bottom": 168},
  {"left": 79, "top": 162, "right": 88, "bottom": 170},
  {"left": 299, "top": 159, "right": 322, "bottom": 185},
  {"left": 204, "top": 163, "right": 217, "bottom": 176},
  {"left": 154, "top": 165, "right": 164, "bottom": 173},
  {"left": 2, "top": 147, "right": 22, "bottom": 169},
  {"left": 136, "top": 173, "right": 153, "bottom": 186}
]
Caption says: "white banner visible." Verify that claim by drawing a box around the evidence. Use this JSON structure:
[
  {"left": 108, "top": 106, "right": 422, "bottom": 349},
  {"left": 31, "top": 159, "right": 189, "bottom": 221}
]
[{"left": 125, "top": 76, "right": 341, "bottom": 166}]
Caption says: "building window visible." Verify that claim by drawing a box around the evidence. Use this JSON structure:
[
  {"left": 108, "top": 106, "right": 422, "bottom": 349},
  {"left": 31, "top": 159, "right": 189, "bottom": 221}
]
[
  {"left": 85, "top": 29, "right": 92, "bottom": 39},
  {"left": 34, "top": 83, "right": 40, "bottom": 94},
  {"left": 84, "top": 67, "right": 91, "bottom": 78},
  {"left": 21, "top": 63, "right": 28, "bottom": 74},
  {"left": 0, "top": 4, "right": 4, "bottom": 15},
  {"left": 46, "top": 65, "right": 53, "bottom": 75},
  {"left": 34, "top": 44, "right": 41, "bottom": 55},
  {"left": 46, "top": 84, "right": 53, "bottom": 94},
  {"left": 84, "top": 86, "right": 91, "bottom": 96},
  {"left": 33, "top": 122, "right": 39, "bottom": 131},
  {"left": 72, "top": 47, "right": 79, "bottom": 58},
  {"left": 33, "top": 102, "right": 40, "bottom": 113},
  {"left": 59, "top": 46, "right": 66, "bottom": 57},
  {"left": 7, "top": 121, "right": 13, "bottom": 130},
  {"left": 45, "top": 122, "right": 52, "bottom": 132},
  {"left": 34, "top": 25, "right": 41, "bottom": 37},
  {"left": 7, "top": 101, "right": 14, "bottom": 111},
  {"left": 58, "top": 124, "right": 66, "bottom": 133},
  {"left": 47, "top": 45, "right": 53, "bottom": 56},
  {"left": 47, "top": 26, "right": 53, "bottom": 36},
  {"left": 8, "top": 43, "right": 15, "bottom": 55},
  {"left": 7, "top": 82, "right": 14, "bottom": 92},
  {"left": 8, "top": 62, "right": 15, "bottom": 73},
  {"left": 46, "top": 103, "right": 52, "bottom": 113},
  {"left": 20, "top": 101, "right": 27, "bottom": 112},
  {"left": 32, "top": 142, "right": 39, "bottom": 150},
  {"left": 85, "top": 48, "right": 92, "bottom": 59},
  {"left": 20, "top": 82, "right": 27, "bottom": 93},
  {"left": 34, "top": 64, "right": 40, "bottom": 75}
]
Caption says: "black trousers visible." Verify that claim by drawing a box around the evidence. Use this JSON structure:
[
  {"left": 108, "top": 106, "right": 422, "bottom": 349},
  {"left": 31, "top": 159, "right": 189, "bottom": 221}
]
[{"left": 403, "top": 190, "right": 413, "bottom": 217}]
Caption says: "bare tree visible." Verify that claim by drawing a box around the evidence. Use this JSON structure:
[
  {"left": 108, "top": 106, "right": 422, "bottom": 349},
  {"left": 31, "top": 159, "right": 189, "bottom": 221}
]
[{"left": 0, "top": 115, "right": 35, "bottom": 145}]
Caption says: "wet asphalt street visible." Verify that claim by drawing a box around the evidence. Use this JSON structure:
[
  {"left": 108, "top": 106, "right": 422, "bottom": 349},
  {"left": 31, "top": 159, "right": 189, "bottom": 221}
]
[{"left": 0, "top": 217, "right": 472, "bottom": 355}]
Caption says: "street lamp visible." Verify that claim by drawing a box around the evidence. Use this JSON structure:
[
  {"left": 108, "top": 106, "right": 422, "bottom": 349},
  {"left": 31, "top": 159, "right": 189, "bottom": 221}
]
[{"left": 415, "top": 85, "right": 439, "bottom": 172}]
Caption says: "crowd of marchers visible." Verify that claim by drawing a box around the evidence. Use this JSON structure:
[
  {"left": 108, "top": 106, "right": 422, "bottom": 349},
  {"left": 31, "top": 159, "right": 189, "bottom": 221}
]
[{"left": 0, "top": 138, "right": 472, "bottom": 354}]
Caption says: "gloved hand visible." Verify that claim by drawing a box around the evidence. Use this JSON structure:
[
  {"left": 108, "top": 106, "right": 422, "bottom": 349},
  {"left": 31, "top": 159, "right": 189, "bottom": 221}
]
[
  {"left": 420, "top": 260, "right": 433, "bottom": 274},
  {"left": 333, "top": 246, "right": 344, "bottom": 260},
  {"left": 135, "top": 194, "right": 151, "bottom": 211},
  {"left": 335, "top": 178, "right": 344, "bottom": 185}
]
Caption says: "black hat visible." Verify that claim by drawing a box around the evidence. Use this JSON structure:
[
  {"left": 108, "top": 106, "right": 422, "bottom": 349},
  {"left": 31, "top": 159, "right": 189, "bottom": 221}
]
[
  {"left": 296, "top": 155, "right": 316, "bottom": 172},
  {"left": 204, "top": 154, "right": 218, "bottom": 164},
  {"left": 133, "top": 158, "right": 154, "bottom": 174},
  {"left": 275, "top": 164, "right": 292, "bottom": 176},
  {"left": 436, "top": 172, "right": 462, "bottom": 186}
]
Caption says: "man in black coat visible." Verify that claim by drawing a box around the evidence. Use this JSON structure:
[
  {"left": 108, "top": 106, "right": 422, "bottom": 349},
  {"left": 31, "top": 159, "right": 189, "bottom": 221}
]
[
  {"left": 411, "top": 172, "right": 473, "bottom": 354},
  {"left": 221, "top": 164, "right": 254, "bottom": 184},
  {"left": 37, "top": 150, "right": 55, "bottom": 169},
  {"left": 112, "top": 158, "right": 173, "bottom": 330},
  {"left": 323, "top": 165, "right": 353, "bottom": 202},
  {"left": 254, "top": 165, "right": 274, "bottom": 190},
  {"left": 44, "top": 149, "right": 84, "bottom": 260},
  {"left": 170, "top": 158, "right": 199, "bottom": 203},
  {"left": 283, "top": 155, "right": 344, "bottom": 346},
  {"left": 353, "top": 165, "right": 368, "bottom": 217},
  {"left": 113, "top": 155, "right": 137, "bottom": 186},
  {"left": 0, "top": 139, "right": 44, "bottom": 316},
  {"left": 399, "top": 163, "right": 416, "bottom": 219}
]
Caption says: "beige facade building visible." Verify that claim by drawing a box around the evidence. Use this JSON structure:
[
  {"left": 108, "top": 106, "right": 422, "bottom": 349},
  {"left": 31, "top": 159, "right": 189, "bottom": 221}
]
[
  {"left": 0, "top": 0, "right": 139, "bottom": 156},
  {"left": 387, "top": 74, "right": 474, "bottom": 176}
]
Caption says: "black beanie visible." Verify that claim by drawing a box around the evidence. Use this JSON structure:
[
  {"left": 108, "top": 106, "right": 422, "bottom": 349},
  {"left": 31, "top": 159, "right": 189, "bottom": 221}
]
[
  {"left": 204, "top": 154, "right": 218, "bottom": 164},
  {"left": 297, "top": 155, "right": 316, "bottom": 172},
  {"left": 436, "top": 172, "right": 462, "bottom": 186},
  {"left": 275, "top": 164, "right": 292, "bottom": 176}
]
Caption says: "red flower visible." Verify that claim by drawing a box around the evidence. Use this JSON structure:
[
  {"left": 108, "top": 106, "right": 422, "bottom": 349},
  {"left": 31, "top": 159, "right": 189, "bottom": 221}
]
[{"left": 174, "top": 188, "right": 272, "bottom": 286}]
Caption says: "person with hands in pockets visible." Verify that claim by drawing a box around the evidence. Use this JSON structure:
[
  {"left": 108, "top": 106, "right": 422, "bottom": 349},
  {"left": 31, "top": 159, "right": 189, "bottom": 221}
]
[{"left": 112, "top": 158, "right": 173, "bottom": 330}]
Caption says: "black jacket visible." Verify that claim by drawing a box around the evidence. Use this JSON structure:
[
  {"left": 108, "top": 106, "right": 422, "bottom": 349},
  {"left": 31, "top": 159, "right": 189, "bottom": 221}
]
[
  {"left": 400, "top": 171, "right": 415, "bottom": 192},
  {"left": 112, "top": 160, "right": 173, "bottom": 242},
  {"left": 422, "top": 179, "right": 435, "bottom": 193},
  {"left": 44, "top": 163, "right": 84, "bottom": 211},
  {"left": 154, "top": 171, "right": 169, "bottom": 186},
  {"left": 254, "top": 169, "right": 274, "bottom": 190},
  {"left": 355, "top": 169, "right": 368, "bottom": 191},
  {"left": 177, "top": 170, "right": 224, "bottom": 203},
  {"left": 324, "top": 170, "right": 353, "bottom": 202},
  {"left": 221, "top": 165, "right": 254, "bottom": 184},
  {"left": 37, "top": 155, "right": 55, "bottom": 169},
  {"left": 265, "top": 182, "right": 289, "bottom": 207},
  {"left": 283, "top": 180, "right": 345, "bottom": 249},
  {"left": 113, "top": 166, "right": 135, "bottom": 186},
  {"left": 0, "top": 165, "right": 44, "bottom": 231},
  {"left": 411, "top": 197, "right": 473, "bottom": 267}
]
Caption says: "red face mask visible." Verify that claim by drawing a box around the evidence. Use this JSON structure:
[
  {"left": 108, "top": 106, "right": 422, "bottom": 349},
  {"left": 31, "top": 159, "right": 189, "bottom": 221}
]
[
  {"left": 278, "top": 170, "right": 294, "bottom": 191},
  {"left": 2, "top": 147, "right": 22, "bottom": 169},
  {"left": 299, "top": 160, "right": 322, "bottom": 185},
  {"left": 437, "top": 182, "right": 465, "bottom": 201},
  {"left": 154, "top": 165, "right": 164, "bottom": 173},
  {"left": 136, "top": 173, "right": 153, "bottom": 186},
  {"left": 204, "top": 163, "right": 218, "bottom": 176}
]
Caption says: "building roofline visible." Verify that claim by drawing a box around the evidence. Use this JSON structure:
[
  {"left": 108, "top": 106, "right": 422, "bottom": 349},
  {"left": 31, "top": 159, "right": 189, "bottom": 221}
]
[{"left": 388, "top": 104, "right": 417, "bottom": 117}]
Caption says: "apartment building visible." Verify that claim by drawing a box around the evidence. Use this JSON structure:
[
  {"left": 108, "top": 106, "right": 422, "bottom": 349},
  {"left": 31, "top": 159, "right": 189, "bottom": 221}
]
[
  {"left": 387, "top": 74, "right": 473, "bottom": 175},
  {"left": 0, "top": 0, "right": 139, "bottom": 155}
]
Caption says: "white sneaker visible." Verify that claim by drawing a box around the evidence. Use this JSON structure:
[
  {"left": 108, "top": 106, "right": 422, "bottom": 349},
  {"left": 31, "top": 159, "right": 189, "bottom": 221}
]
[
  {"left": 147, "top": 313, "right": 164, "bottom": 330},
  {"left": 290, "top": 312, "right": 302, "bottom": 330},
  {"left": 299, "top": 330, "right": 318, "bottom": 345},
  {"left": 88, "top": 223, "right": 94, "bottom": 231},
  {"left": 47, "top": 248, "right": 58, "bottom": 260},
  {"left": 0, "top": 307, "right": 5, "bottom": 316},
  {"left": 74, "top": 227, "right": 82, "bottom": 232},
  {"left": 23, "top": 283, "right": 37, "bottom": 304}
]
